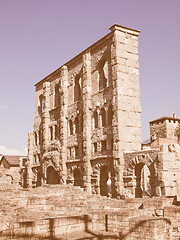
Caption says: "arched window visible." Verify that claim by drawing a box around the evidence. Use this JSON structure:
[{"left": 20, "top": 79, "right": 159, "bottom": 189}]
[
  {"left": 93, "top": 142, "right": 97, "bottom": 153},
  {"left": 135, "top": 163, "right": 151, "bottom": 198},
  {"left": 38, "top": 94, "right": 44, "bottom": 114},
  {"left": 55, "top": 125, "right": 58, "bottom": 140},
  {"left": 93, "top": 111, "right": 98, "bottom": 129},
  {"left": 103, "top": 61, "right": 109, "bottom": 87},
  {"left": 54, "top": 84, "right": 60, "bottom": 108},
  {"left": 34, "top": 132, "right": 38, "bottom": 146},
  {"left": 50, "top": 126, "right": 53, "bottom": 140},
  {"left": 99, "top": 60, "right": 109, "bottom": 90},
  {"left": 39, "top": 129, "right": 42, "bottom": 145},
  {"left": 101, "top": 140, "right": 106, "bottom": 152},
  {"left": 75, "top": 146, "right": 79, "bottom": 159},
  {"left": 75, "top": 117, "right": 79, "bottom": 134},
  {"left": 100, "top": 108, "right": 106, "bottom": 127},
  {"left": 74, "top": 75, "right": 82, "bottom": 102},
  {"left": 108, "top": 104, "right": 113, "bottom": 125},
  {"left": 69, "top": 120, "right": 73, "bottom": 135}
]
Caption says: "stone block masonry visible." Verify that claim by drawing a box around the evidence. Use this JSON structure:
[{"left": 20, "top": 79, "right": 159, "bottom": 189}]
[
  {"left": 0, "top": 185, "right": 179, "bottom": 239},
  {"left": 26, "top": 24, "right": 142, "bottom": 198},
  {"left": 23, "top": 24, "right": 180, "bottom": 201}
]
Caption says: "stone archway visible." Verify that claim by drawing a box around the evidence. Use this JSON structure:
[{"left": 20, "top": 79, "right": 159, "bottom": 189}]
[
  {"left": 125, "top": 154, "right": 157, "bottom": 198},
  {"left": 91, "top": 162, "right": 112, "bottom": 196},
  {"left": 135, "top": 163, "right": 151, "bottom": 198},
  {"left": 47, "top": 166, "right": 60, "bottom": 184}
]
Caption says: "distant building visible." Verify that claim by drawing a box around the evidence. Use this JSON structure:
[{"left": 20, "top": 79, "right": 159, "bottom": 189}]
[
  {"left": 149, "top": 115, "right": 180, "bottom": 148},
  {"left": 0, "top": 155, "right": 26, "bottom": 184}
]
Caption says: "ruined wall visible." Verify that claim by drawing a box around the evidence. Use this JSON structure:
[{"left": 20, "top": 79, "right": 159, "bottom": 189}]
[
  {"left": 0, "top": 184, "right": 178, "bottom": 240},
  {"left": 123, "top": 142, "right": 180, "bottom": 199},
  {"left": 27, "top": 24, "right": 142, "bottom": 197},
  {"left": 158, "top": 143, "right": 180, "bottom": 197},
  {"left": 123, "top": 150, "right": 159, "bottom": 198}
]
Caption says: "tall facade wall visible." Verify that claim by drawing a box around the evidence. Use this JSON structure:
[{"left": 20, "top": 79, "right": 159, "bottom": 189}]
[{"left": 27, "top": 24, "right": 142, "bottom": 197}]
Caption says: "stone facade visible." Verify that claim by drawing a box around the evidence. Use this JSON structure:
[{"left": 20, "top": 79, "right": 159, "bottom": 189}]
[
  {"left": 26, "top": 24, "right": 141, "bottom": 198},
  {"left": 25, "top": 24, "right": 180, "bottom": 200}
]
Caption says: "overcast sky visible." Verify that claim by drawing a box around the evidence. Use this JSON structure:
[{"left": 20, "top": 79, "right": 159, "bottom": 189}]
[{"left": 0, "top": 0, "right": 180, "bottom": 155}]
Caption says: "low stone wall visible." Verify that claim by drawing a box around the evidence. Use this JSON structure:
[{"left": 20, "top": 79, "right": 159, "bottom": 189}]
[
  {"left": 1, "top": 215, "right": 90, "bottom": 239},
  {"left": 106, "top": 212, "right": 172, "bottom": 239},
  {"left": 128, "top": 217, "right": 172, "bottom": 240},
  {"left": 0, "top": 185, "right": 179, "bottom": 239},
  {"left": 0, "top": 213, "right": 174, "bottom": 240},
  {"left": 164, "top": 206, "right": 180, "bottom": 240}
]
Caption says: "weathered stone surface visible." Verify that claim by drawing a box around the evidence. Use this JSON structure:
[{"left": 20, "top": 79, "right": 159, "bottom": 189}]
[
  {"left": 24, "top": 24, "right": 142, "bottom": 198},
  {"left": 22, "top": 24, "right": 180, "bottom": 203}
]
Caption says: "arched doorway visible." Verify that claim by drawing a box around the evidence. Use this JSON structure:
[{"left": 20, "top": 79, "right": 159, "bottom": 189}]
[
  {"left": 100, "top": 165, "right": 109, "bottom": 196},
  {"left": 47, "top": 166, "right": 60, "bottom": 184},
  {"left": 135, "top": 163, "right": 151, "bottom": 198},
  {"left": 73, "top": 168, "right": 82, "bottom": 187}
]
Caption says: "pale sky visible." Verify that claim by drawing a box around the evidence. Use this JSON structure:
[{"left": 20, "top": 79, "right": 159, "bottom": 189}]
[{"left": 0, "top": 0, "right": 180, "bottom": 155}]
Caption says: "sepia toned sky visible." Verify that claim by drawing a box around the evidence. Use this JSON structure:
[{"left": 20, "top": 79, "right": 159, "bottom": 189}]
[{"left": 0, "top": 0, "right": 180, "bottom": 155}]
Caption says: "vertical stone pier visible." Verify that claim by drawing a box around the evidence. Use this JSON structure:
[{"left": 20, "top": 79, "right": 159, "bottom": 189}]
[
  {"left": 59, "top": 66, "right": 68, "bottom": 183},
  {"left": 27, "top": 132, "right": 34, "bottom": 187},
  {"left": 42, "top": 81, "right": 50, "bottom": 150},
  {"left": 110, "top": 25, "right": 141, "bottom": 197},
  {"left": 42, "top": 81, "right": 50, "bottom": 181},
  {"left": 82, "top": 52, "right": 92, "bottom": 194}
]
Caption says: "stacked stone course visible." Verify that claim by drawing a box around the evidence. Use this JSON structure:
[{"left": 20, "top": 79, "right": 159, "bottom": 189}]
[{"left": 0, "top": 185, "right": 179, "bottom": 239}]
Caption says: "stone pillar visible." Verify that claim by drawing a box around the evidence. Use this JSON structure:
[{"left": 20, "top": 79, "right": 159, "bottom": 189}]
[
  {"left": 27, "top": 132, "right": 34, "bottom": 187},
  {"left": 42, "top": 81, "right": 50, "bottom": 149},
  {"left": 59, "top": 65, "right": 68, "bottom": 184},
  {"left": 110, "top": 25, "right": 141, "bottom": 198},
  {"left": 82, "top": 52, "right": 92, "bottom": 194},
  {"left": 158, "top": 143, "right": 180, "bottom": 197}
]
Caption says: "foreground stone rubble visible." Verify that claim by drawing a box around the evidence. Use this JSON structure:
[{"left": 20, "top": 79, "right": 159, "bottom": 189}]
[{"left": 0, "top": 185, "right": 179, "bottom": 239}]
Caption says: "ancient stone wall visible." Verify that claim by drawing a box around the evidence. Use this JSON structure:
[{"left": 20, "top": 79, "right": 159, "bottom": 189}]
[
  {"left": 27, "top": 24, "right": 142, "bottom": 197},
  {"left": 123, "top": 143, "right": 180, "bottom": 199},
  {"left": 123, "top": 150, "right": 159, "bottom": 198},
  {"left": 0, "top": 185, "right": 179, "bottom": 239},
  {"left": 158, "top": 143, "right": 180, "bottom": 197}
]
